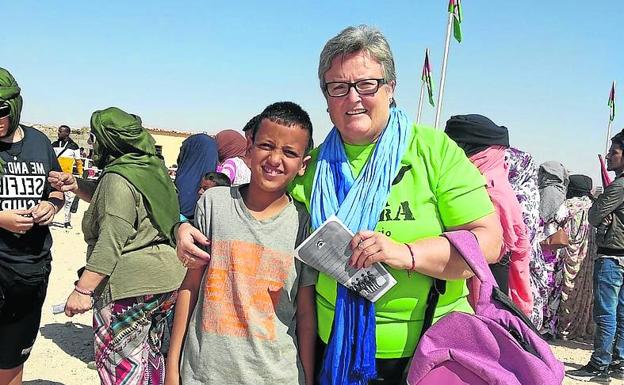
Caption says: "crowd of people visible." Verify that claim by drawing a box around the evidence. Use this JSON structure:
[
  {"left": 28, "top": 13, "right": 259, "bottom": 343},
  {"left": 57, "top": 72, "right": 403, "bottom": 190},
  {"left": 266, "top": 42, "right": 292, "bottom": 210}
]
[{"left": 0, "top": 24, "right": 621, "bottom": 385}]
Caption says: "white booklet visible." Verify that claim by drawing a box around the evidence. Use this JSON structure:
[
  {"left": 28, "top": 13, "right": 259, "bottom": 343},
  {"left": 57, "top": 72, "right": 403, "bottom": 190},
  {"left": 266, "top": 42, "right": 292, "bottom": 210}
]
[{"left": 295, "top": 215, "right": 397, "bottom": 302}]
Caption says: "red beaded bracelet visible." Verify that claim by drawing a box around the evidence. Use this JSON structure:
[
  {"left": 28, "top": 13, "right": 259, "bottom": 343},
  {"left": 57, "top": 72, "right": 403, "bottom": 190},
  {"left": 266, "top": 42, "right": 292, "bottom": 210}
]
[
  {"left": 74, "top": 285, "right": 94, "bottom": 297},
  {"left": 405, "top": 243, "right": 416, "bottom": 276}
]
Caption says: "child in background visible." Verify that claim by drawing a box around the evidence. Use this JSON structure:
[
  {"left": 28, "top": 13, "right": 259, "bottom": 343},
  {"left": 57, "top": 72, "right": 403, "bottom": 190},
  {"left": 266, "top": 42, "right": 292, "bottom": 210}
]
[
  {"left": 166, "top": 101, "right": 317, "bottom": 385},
  {"left": 197, "top": 172, "right": 231, "bottom": 197},
  {"left": 215, "top": 129, "right": 250, "bottom": 185}
]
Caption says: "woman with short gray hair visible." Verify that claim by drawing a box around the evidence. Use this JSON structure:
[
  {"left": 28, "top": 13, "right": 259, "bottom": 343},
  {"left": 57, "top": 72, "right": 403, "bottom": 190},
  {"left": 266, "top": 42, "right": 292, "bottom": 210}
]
[{"left": 318, "top": 25, "right": 396, "bottom": 91}]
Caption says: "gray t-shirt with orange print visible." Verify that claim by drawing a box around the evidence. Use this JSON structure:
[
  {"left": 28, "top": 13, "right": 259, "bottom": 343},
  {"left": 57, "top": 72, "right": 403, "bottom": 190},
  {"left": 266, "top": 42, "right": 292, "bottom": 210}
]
[{"left": 181, "top": 185, "right": 316, "bottom": 385}]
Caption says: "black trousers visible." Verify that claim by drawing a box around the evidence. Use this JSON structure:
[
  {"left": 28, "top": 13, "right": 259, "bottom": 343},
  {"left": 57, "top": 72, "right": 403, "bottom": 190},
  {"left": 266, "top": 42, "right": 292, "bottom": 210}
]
[
  {"left": 315, "top": 338, "right": 410, "bottom": 384},
  {"left": 0, "top": 262, "right": 50, "bottom": 369}
]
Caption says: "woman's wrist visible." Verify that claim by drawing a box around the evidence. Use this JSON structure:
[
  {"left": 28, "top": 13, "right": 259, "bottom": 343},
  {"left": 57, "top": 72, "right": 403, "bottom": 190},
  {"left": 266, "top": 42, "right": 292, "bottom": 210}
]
[
  {"left": 404, "top": 243, "right": 416, "bottom": 275},
  {"left": 73, "top": 285, "right": 94, "bottom": 296}
]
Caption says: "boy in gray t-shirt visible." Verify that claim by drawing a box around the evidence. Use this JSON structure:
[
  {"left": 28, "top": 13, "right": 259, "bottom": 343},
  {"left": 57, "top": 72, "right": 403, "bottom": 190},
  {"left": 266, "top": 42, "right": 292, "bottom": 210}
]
[{"left": 166, "top": 102, "right": 317, "bottom": 385}]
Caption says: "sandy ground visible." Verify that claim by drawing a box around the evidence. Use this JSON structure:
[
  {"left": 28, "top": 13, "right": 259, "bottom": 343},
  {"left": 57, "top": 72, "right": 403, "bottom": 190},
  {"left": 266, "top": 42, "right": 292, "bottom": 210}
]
[{"left": 18, "top": 204, "right": 622, "bottom": 385}]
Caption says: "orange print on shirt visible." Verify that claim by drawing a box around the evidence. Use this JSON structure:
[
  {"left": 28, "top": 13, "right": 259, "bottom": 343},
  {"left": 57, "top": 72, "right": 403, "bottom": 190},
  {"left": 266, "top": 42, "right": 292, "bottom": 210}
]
[{"left": 201, "top": 239, "right": 294, "bottom": 340}]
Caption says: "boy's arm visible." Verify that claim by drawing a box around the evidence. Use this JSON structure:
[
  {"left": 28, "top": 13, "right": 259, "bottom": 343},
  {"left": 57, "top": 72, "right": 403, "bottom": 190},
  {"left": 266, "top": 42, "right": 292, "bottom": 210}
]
[
  {"left": 296, "top": 285, "right": 316, "bottom": 385},
  {"left": 165, "top": 267, "right": 206, "bottom": 385}
]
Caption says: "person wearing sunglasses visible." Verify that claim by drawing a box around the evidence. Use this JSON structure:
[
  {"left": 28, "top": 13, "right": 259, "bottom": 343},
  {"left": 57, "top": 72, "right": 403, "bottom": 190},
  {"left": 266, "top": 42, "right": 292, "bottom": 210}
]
[{"left": 0, "top": 67, "right": 64, "bottom": 385}]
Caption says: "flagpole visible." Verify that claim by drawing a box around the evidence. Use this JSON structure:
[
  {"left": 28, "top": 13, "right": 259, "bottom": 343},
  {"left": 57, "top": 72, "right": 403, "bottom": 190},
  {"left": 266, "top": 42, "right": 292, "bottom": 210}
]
[
  {"left": 434, "top": 11, "right": 454, "bottom": 129},
  {"left": 416, "top": 81, "right": 425, "bottom": 124},
  {"left": 606, "top": 80, "right": 617, "bottom": 154},
  {"left": 606, "top": 119, "right": 613, "bottom": 155}
]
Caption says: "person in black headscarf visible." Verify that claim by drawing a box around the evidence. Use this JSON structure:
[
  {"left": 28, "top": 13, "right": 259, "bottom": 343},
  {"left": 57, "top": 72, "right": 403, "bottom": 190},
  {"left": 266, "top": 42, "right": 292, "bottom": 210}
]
[
  {"left": 445, "top": 114, "right": 532, "bottom": 315},
  {"left": 444, "top": 114, "right": 510, "bottom": 157},
  {"left": 567, "top": 175, "right": 593, "bottom": 200}
]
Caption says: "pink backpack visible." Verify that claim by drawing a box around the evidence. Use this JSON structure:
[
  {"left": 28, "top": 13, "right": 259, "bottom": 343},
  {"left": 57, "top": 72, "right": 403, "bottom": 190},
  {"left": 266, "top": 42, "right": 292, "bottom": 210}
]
[{"left": 406, "top": 231, "right": 564, "bottom": 385}]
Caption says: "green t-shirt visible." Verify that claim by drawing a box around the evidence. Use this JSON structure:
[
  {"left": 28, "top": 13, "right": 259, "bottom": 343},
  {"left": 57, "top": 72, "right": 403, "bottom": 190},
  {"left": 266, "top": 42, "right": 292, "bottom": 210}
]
[{"left": 290, "top": 124, "right": 494, "bottom": 359}]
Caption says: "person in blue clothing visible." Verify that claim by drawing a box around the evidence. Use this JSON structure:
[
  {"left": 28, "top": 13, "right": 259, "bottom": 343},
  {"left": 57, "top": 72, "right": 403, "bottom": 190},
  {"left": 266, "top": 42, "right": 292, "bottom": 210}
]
[{"left": 174, "top": 133, "right": 219, "bottom": 223}]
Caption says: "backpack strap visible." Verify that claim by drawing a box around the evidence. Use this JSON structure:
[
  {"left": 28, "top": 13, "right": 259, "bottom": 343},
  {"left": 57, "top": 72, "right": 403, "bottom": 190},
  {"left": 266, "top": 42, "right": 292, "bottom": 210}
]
[
  {"left": 419, "top": 278, "right": 446, "bottom": 339},
  {"left": 442, "top": 231, "right": 497, "bottom": 287},
  {"left": 419, "top": 231, "right": 545, "bottom": 348},
  {"left": 420, "top": 230, "right": 493, "bottom": 334}
]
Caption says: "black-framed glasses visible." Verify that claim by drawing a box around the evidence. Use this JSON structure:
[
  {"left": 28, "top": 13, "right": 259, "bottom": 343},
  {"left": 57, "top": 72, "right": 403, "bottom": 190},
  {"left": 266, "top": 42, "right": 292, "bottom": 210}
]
[
  {"left": 324, "top": 78, "right": 387, "bottom": 97},
  {"left": 0, "top": 103, "right": 9, "bottom": 119}
]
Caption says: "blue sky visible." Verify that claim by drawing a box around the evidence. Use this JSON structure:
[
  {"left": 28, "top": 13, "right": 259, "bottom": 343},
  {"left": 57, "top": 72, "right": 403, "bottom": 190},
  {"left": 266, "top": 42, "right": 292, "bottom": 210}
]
[{"left": 2, "top": 1, "right": 622, "bottom": 180}]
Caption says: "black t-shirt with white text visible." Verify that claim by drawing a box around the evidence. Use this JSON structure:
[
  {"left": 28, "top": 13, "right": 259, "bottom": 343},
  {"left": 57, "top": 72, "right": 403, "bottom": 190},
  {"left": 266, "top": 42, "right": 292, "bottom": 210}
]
[{"left": 0, "top": 126, "right": 61, "bottom": 275}]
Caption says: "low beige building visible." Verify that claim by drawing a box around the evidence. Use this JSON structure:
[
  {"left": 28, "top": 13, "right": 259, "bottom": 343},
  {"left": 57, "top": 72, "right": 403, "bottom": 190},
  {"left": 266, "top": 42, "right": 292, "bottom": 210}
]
[
  {"left": 33, "top": 123, "right": 194, "bottom": 168},
  {"left": 146, "top": 128, "right": 192, "bottom": 167}
]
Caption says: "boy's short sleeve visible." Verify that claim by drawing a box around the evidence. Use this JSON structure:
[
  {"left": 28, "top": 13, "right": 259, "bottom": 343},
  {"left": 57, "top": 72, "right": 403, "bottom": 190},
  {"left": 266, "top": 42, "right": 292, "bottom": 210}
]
[
  {"left": 298, "top": 262, "right": 318, "bottom": 287},
  {"left": 194, "top": 192, "right": 213, "bottom": 246},
  {"left": 292, "top": 200, "right": 317, "bottom": 287}
]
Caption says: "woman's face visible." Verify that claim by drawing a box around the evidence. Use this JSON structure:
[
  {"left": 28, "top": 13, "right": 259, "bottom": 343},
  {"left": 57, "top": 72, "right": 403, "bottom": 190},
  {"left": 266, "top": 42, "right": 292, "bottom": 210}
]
[
  {"left": 323, "top": 50, "right": 395, "bottom": 145},
  {"left": 90, "top": 132, "right": 106, "bottom": 167}
]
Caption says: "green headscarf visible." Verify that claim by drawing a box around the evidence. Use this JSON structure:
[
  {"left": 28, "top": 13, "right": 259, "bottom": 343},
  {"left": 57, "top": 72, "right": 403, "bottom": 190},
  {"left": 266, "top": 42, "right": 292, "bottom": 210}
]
[
  {"left": 0, "top": 68, "right": 24, "bottom": 174},
  {"left": 91, "top": 107, "right": 179, "bottom": 242},
  {"left": 0, "top": 68, "right": 23, "bottom": 138}
]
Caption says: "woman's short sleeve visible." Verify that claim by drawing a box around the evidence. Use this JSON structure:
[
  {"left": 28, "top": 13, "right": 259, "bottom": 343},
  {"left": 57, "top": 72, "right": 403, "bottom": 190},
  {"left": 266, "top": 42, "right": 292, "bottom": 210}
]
[{"left": 430, "top": 129, "right": 494, "bottom": 227}]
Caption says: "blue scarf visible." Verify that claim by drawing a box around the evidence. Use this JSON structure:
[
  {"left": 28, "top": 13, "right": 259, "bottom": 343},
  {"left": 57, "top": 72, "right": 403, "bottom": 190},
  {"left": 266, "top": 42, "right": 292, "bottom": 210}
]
[
  {"left": 174, "top": 134, "right": 218, "bottom": 218},
  {"left": 312, "top": 108, "right": 411, "bottom": 384}
]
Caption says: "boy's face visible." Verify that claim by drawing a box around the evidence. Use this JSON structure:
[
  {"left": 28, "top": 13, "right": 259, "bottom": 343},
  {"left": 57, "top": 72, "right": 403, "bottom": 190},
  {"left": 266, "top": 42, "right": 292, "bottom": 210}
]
[
  {"left": 247, "top": 118, "right": 310, "bottom": 194},
  {"left": 198, "top": 178, "right": 217, "bottom": 196},
  {"left": 607, "top": 142, "right": 624, "bottom": 174}
]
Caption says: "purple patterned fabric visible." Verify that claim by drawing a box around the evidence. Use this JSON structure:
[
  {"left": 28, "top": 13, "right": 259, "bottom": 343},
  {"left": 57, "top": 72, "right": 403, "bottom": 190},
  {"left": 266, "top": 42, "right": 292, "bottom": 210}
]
[
  {"left": 540, "top": 243, "right": 564, "bottom": 335},
  {"left": 407, "top": 231, "right": 564, "bottom": 385},
  {"left": 505, "top": 148, "right": 547, "bottom": 330}
]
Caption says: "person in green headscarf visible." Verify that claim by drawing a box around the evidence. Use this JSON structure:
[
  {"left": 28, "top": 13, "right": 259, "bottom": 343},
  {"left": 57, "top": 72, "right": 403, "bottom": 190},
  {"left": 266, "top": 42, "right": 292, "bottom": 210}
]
[
  {"left": 51, "top": 107, "right": 185, "bottom": 385},
  {"left": 0, "top": 68, "right": 64, "bottom": 385}
]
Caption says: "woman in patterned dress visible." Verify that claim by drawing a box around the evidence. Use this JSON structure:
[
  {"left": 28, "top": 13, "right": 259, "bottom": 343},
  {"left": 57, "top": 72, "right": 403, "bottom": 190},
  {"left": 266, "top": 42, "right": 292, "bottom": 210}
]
[
  {"left": 506, "top": 147, "right": 545, "bottom": 329},
  {"left": 557, "top": 174, "right": 596, "bottom": 341},
  {"left": 537, "top": 161, "right": 569, "bottom": 336}
]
